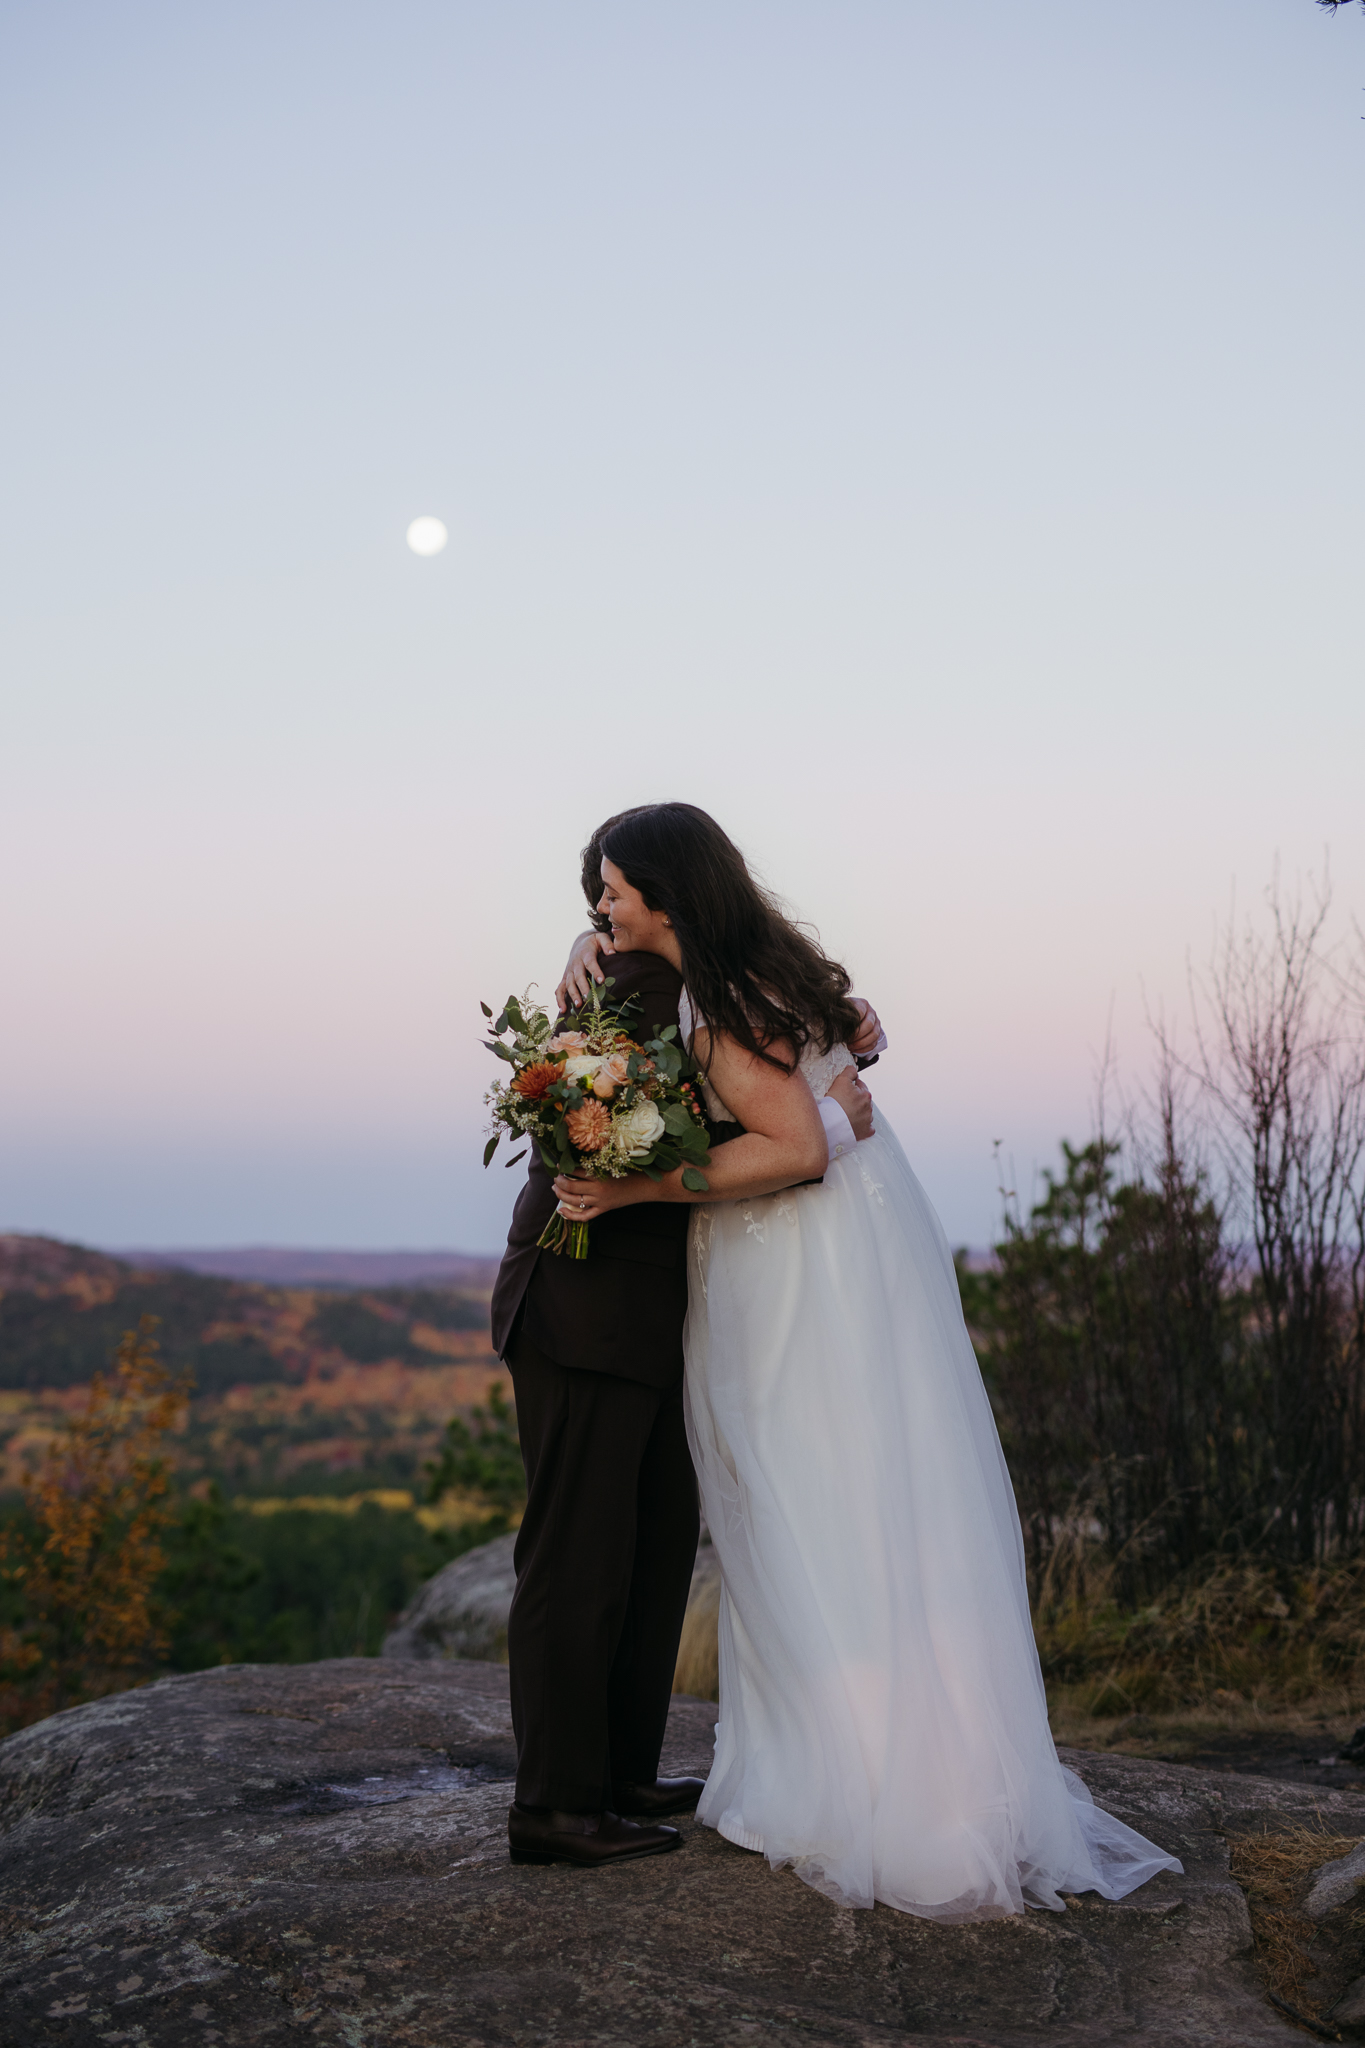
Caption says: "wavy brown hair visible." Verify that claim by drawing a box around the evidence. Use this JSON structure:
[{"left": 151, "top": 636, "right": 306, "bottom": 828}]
[
  {"left": 582, "top": 803, "right": 861, "bottom": 1072},
  {"left": 580, "top": 807, "right": 652, "bottom": 935}
]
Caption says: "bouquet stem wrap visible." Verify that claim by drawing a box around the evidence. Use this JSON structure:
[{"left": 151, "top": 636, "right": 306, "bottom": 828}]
[{"left": 537, "top": 1213, "right": 591, "bottom": 1260}]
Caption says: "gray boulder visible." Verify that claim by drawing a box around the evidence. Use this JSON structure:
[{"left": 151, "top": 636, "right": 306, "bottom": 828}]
[
  {"left": 382, "top": 1529, "right": 721, "bottom": 1664},
  {"left": 1304, "top": 1835, "right": 1365, "bottom": 1919},
  {"left": 0, "top": 1656, "right": 1354, "bottom": 2045},
  {"left": 381, "top": 1530, "right": 518, "bottom": 1660}
]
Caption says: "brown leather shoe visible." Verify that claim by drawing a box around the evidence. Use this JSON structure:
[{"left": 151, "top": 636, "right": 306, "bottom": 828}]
[
  {"left": 611, "top": 1776, "right": 706, "bottom": 1817},
  {"left": 507, "top": 1803, "right": 682, "bottom": 1867}
]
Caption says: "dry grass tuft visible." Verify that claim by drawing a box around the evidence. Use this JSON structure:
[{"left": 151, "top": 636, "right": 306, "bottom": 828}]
[
  {"left": 1036, "top": 1551, "right": 1365, "bottom": 1725},
  {"left": 672, "top": 1541, "right": 1365, "bottom": 1733},
  {"left": 672, "top": 1577, "right": 720, "bottom": 1700},
  {"left": 1227, "top": 1823, "right": 1363, "bottom": 2025}
]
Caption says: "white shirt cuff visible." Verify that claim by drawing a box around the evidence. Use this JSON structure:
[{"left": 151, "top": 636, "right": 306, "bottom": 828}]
[{"left": 819, "top": 1095, "right": 859, "bottom": 1163}]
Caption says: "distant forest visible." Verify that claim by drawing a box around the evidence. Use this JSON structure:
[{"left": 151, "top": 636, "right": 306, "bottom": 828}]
[
  {"left": 0, "top": 1238, "right": 489, "bottom": 1397},
  {"left": 0, "top": 1238, "right": 514, "bottom": 1724}
]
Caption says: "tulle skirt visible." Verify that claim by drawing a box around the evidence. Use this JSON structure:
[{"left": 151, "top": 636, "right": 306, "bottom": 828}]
[{"left": 682, "top": 1122, "right": 1183, "bottom": 1920}]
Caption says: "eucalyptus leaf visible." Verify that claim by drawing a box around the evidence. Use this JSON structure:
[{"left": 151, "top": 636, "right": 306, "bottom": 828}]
[
  {"left": 483, "top": 1135, "right": 500, "bottom": 1167},
  {"left": 681, "top": 1166, "right": 710, "bottom": 1192}
]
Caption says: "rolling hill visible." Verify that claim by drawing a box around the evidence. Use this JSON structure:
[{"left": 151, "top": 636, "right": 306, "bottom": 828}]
[{"left": 0, "top": 1233, "right": 507, "bottom": 1501}]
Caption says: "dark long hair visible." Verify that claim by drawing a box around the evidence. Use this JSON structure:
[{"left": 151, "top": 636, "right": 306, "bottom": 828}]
[
  {"left": 583, "top": 803, "right": 861, "bottom": 1072},
  {"left": 580, "top": 807, "right": 653, "bottom": 935}
]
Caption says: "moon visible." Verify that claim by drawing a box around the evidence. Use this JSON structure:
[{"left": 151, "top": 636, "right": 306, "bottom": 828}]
[{"left": 406, "top": 516, "right": 448, "bottom": 557}]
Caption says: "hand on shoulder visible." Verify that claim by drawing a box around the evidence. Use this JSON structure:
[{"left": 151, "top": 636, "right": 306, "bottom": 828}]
[
  {"left": 848, "top": 998, "right": 886, "bottom": 1059},
  {"left": 556, "top": 929, "right": 616, "bottom": 1010}
]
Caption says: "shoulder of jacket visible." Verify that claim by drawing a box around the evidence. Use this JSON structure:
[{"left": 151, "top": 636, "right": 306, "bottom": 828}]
[{"left": 601, "top": 951, "right": 682, "bottom": 993}]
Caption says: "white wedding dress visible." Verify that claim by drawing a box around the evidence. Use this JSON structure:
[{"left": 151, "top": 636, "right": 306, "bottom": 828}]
[{"left": 679, "top": 994, "right": 1183, "bottom": 1920}]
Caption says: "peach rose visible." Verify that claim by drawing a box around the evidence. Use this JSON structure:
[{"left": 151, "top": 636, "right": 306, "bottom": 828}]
[
  {"left": 548, "top": 1031, "right": 589, "bottom": 1054},
  {"left": 590, "top": 1053, "right": 631, "bottom": 1099}
]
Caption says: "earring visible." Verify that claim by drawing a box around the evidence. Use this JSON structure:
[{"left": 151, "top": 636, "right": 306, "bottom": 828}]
[{"left": 663, "top": 918, "right": 673, "bottom": 928}]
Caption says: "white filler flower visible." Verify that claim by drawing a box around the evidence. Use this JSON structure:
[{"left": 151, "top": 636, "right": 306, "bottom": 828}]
[{"left": 563, "top": 1054, "right": 606, "bottom": 1084}]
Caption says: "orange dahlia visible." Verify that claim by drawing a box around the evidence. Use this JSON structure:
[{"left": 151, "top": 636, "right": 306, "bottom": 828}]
[
  {"left": 565, "top": 1100, "right": 613, "bottom": 1151},
  {"left": 513, "top": 1060, "right": 563, "bottom": 1101}
]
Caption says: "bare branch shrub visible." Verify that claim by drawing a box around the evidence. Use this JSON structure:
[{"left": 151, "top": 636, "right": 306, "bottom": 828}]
[
  {"left": 1183, "top": 874, "right": 1365, "bottom": 1562},
  {"left": 979, "top": 873, "right": 1365, "bottom": 1602}
]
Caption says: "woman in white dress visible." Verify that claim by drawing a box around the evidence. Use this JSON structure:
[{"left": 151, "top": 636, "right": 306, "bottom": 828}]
[{"left": 553, "top": 803, "right": 1182, "bottom": 1921}]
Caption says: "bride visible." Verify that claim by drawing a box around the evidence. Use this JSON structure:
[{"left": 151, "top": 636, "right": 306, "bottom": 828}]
[{"left": 552, "top": 802, "right": 1182, "bottom": 1921}]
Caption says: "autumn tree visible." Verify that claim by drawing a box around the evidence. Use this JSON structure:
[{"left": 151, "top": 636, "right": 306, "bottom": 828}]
[{"left": 0, "top": 1317, "right": 191, "bottom": 1730}]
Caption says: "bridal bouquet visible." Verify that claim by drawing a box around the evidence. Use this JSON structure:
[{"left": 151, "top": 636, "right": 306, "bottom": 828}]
[{"left": 481, "top": 980, "right": 712, "bottom": 1259}]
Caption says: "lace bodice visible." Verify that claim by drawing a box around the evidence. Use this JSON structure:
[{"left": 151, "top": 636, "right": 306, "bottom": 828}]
[{"left": 678, "top": 988, "right": 855, "bottom": 1123}]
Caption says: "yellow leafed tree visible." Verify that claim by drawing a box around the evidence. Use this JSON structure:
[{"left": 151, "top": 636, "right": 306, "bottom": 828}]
[{"left": 0, "top": 1316, "right": 191, "bottom": 1730}]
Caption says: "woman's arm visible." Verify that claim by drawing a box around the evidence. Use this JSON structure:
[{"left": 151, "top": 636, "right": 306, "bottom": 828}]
[{"left": 552, "top": 1030, "right": 828, "bottom": 1222}]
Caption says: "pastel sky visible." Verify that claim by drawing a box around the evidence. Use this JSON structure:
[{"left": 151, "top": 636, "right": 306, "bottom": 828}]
[{"left": 3, "top": 1, "right": 1362, "bottom": 1254}]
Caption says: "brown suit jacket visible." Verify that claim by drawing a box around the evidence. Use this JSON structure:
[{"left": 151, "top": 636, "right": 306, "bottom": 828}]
[{"left": 488, "top": 952, "right": 692, "bottom": 1389}]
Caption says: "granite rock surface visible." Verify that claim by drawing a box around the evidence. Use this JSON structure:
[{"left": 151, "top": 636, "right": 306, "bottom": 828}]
[{"left": 1, "top": 1658, "right": 1358, "bottom": 2047}]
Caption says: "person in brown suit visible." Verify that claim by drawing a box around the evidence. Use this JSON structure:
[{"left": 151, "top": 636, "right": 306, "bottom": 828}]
[{"left": 492, "top": 811, "right": 880, "bottom": 1867}]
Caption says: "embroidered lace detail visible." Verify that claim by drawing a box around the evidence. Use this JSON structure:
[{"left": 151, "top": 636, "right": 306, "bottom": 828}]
[
  {"left": 743, "top": 1207, "right": 767, "bottom": 1246},
  {"left": 859, "top": 1164, "right": 885, "bottom": 1207},
  {"left": 692, "top": 1208, "right": 717, "bottom": 1298},
  {"left": 798, "top": 1040, "right": 857, "bottom": 1103},
  {"left": 775, "top": 1193, "right": 798, "bottom": 1227}
]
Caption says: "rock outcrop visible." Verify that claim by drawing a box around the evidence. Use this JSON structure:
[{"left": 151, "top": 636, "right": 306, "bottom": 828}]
[
  {"left": 1305, "top": 1836, "right": 1365, "bottom": 1920},
  {"left": 381, "top": 1531, "right": 519, "bottom": 1661},
  {"left": 382, "top": 1531, "right": 723, "bottom": 1664},
  {"left": 2, "top": 1657, "right": 1357, "bottom": 2045}
]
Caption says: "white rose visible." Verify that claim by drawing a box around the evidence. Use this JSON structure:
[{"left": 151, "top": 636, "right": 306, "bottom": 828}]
[
  {"left": 563, "top": 1054, "right": 605, "bottom": 1085},
  {"left": 615, "top": 1099, "right": 666, "bottom": 1158}
]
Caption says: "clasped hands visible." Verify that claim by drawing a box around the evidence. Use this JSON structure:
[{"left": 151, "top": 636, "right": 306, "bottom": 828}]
[{"left": 553, "top": 1058, "right": 876, "bottom": 1222}]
